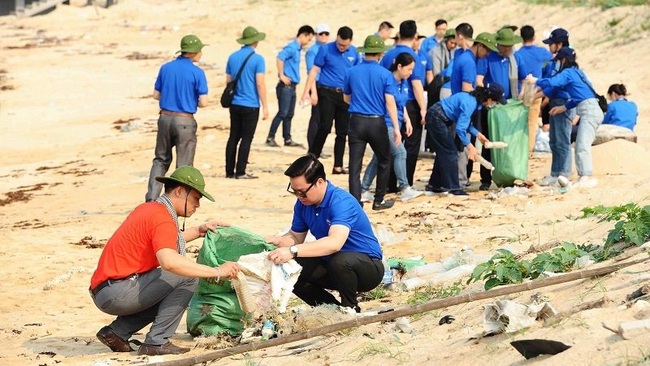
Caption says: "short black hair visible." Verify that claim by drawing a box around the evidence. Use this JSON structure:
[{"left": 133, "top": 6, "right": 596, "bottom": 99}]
[
  {"left": 389, "top": 52, "right": 415, "bottom": 72},
  {"left": 470, "top": 86, "right": 491, "bottom": 104},
  {"left": 284, "top": 154, "right": 326, "bottom": 184},
  {"left": 607, "top": 83, "right": 627, "bottom": 96},
  {"left": 399, "top": 20, "right": 417, "bottom": 39},
  {"left": 435, "top": 19, "right": 447, "bottom": 28},
  {"left": 378, "top": 21, "right": 394, "bottom": 31},
  {"left": 520, "top": 25, "right": 535, "bottom": 42},
  {"left": 297, "top": 25, "right": 315, "bottom": 37},
  {"left": 338, "top": 26, "right": 353, "bottom": 40},
  {"left": 455, "top": 22, "right": 473, "bottom": 39}
]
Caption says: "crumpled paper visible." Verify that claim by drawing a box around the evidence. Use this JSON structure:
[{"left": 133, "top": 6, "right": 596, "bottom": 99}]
[{"left": 484, "top": 299, "right": 557, "bottom": 334}]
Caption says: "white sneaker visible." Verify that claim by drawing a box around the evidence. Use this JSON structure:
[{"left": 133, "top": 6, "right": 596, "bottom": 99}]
[
  {"left": 400, "top": 186, "right": 424, "bottom": 202},
  {"left": 538, "top": 175, "right": 558, "bottom": 186},
  {"left": 360, "top": 190, "right": 374, "bottom": 203},
  {"left": 575, "top": 176, "right": 598, "bottom": 188}
]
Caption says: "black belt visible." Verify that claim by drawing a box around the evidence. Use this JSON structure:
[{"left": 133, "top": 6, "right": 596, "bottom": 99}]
[
  {"left": 317, "top": 84, "right": 344, "bottom": 93},
  {"left": 90, "top": 274, "right": 137, "bottom": 296},
  {"left": 160, "top": 109, "right": 194, "bottom": 118},
  {"left": 350, "top": 113, "right": 383, "bottom": 119}
]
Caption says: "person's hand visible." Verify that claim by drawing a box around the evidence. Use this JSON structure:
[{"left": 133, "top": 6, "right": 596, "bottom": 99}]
[
  {"left": 267, "top": 247, "right": 292, "bottom": 264},
  {"left": 477, "top": 132, "right": 489, "bottom": 146},
  {"left": 467, "top": 144, "right": 479, "bottom": 162},
  {"left": 541, "top": 123, "right": 550, "bottom": 132},
  {"left": 280, "top": 75, "right": 291, "bottom": 86},
  {"left": 571, "top": 115, "right": 581, "bottom": 126},
  {"left": 216, "top": 261, "right": 240, "bottom": 279},
  {"left": 309, "top": 92, "right": 318, "bottom": 106},
  {"left": 549, "top": 105, "right": 567, "bottom": 116},
  {"left": 262, "top": 106, "right": 269, "bottom": 120},
  {"left": 420, "top": 108, "right": 426, "bottom": 125},
  {"left": 265, "top": 235, "right": 293, "bottom": 247},
  {"left": 405, "top": 121, "right": 413, "bottom": 137},
  {"left": 198, "top": 221, "right": 230, "bottom": 237}
]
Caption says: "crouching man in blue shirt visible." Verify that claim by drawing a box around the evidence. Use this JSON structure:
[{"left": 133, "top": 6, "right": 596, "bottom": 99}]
[{"left": 265, "top": 154, "right": 384, "bottom": 313}]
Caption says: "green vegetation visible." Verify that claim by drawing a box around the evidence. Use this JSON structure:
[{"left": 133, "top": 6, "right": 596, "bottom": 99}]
[
  {"left": 406, "top": 281, "right": 464, "bottom": 305},
  {"left": 582, "top": 203, "right": 650, "bottom": 248}
]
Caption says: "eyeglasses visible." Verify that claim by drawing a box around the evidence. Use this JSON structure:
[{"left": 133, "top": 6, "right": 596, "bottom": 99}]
[
  {"left": 318, "top": 32, "right": 330, "bottom": 36},
  {"left": 287, "top": 181, "right": 316, "bottom": 198}
]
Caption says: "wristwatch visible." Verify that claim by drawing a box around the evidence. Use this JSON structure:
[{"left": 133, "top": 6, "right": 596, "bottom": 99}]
[{"left": 289, "top": 245, "right": 298, "bottom": 259}]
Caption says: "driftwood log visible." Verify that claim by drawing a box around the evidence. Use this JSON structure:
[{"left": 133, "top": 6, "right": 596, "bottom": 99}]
[{"left": 149, "top": 256, "right": 649, "bottom": 366}]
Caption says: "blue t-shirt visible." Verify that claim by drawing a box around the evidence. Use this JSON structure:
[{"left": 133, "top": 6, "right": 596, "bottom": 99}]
[
  {"left": 306, "top": 42, "right": 324, "bottom": 82},
  {"left": 441, "top": 58, "right": 454, "bottom": 89},
  {"left": 226, "top": 46, "right": 266, "bottom": 108},
  {"left": 603, "top": 98, "right": 638, "bottom": 131},
  {"left": 537, "top": 67, "right": 596, "bottom": 110},
  {"left": 450, "top": 49, "right": 476, "bottom": 95},
  {"left": 344, "top": 60, "right": 394, "bottom": 116},
  {"left": 476, "top": 51, "right": 528, "bottom": 99},
  {"left": 380, "top": 45, "right": 425, "bottom": 101},
  {"left": 439, "top": 92, "right": 481, "bottom": 146},
  {"left": 154, "top": 56, "right": 208, "bottom": 114},
  {"left": 385, "top": 77, "right": 409, "bottom": 127},
  {"left": 314, "top": 42, "right": 360, "bottom": 88},
  {"left": 515, "top": 45, "right": 552, "bottom": 79},
  {"left": 277, "top": 39, "right": 302, "bottom": 83},
  {"left": 290, "top": 181, "right": 383, "bottom": 259}
]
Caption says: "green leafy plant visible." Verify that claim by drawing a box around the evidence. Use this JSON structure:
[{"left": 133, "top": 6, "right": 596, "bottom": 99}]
[
  {"left": 582, "top": 203, "right": 650, "bottom": 248},
  {"left": 405, "top": 281, "right": 464, "bottom": 305},
  {"left": 468, "top": 249, "right": 531, "bottom": 290},
  {"left": 529, "top": 242, "right": 593, "bottom": 278}
]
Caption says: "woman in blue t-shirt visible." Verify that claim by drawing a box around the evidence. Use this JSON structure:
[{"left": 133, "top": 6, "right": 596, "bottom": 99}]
[
  {"left": 360, "top": 52, "right": 423, "bottom": 202},
  {"left": 536, "top": 48, "right": 603, "bottom": 188},
  {"left": 603, "top": 83, "right": 638, "bottom": 131}
]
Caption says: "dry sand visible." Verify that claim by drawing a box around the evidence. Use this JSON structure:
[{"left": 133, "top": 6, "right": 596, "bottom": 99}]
[{"left": 1, "top": 0, "right": 650, "bottom": 365}]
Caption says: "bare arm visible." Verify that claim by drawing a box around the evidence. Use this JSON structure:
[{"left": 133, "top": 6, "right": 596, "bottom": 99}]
[
  {"left": 301, "top": 66, "right": 320, "bottom": 102},
  {"left": 198, "top": 95, "right": 208, "bottom": 108},
  {"left": 426, "top": 70, "right": 434, "bottom": 85},
  {"left": 385, "top": 94, "right": 401, "bottom": 146},
  {"left": 411, "top": 80, "right": 427, "bottom": 125},
  {"left": 277, "top": 58, "right": 290, "bottom": 85},
  {"left": 153, "top": 90, "right": 160, "bottom": 100},
  {"left": 268, "top": 225, "right": 351, "bottom": 264},
  {"left": 256, "top": 72, "right": 269, "bottom": 120},
  {"left": 476, "top": 75, "right": 485, "bottom": 88},
  {"left": 265, "top": 230, "right": 309, "bottom": 247},
  {"left": 157, "top": 248, "right": 239, "bottom": 279},
  {"left": 461, "top": 81, "right": 474, "bottom": 92},
  {"left": 343, "top": 93, "right": 351, "bottom": 104}
]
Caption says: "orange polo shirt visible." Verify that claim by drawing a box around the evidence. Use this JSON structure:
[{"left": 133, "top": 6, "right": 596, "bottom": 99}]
[{"left": 90, "top": 202, "right": 178, "bottom": 290}]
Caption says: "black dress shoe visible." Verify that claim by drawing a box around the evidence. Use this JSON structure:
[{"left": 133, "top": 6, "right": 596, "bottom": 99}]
[
  {"left": 96, "top": 326, "right": 134, "bottom": 352},
  {"left": 372, "top": 199, "right": 394, "bottom": 211},
  {"left": 236, "top": 173, "right": 258, "bottom": 179},
  {"left": 137, "top": 341, "right": 190, "bottom": 356},
  {"left": 226, "top": 174, "right": 235, "bottom": 179},
  {"left": 479, "top": 182, "right": 491, "bottom": 191},
  {"left": 332, "top": 167, "right": 348, "bottom": 175}
]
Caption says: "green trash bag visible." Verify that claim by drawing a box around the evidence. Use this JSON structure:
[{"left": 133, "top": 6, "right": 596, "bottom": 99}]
[
  {"left": 488, "top": 99, "right": 529, "bottom": 187},
  {"left": 186, "top": 226, "right": 275, "bottom": 336}
]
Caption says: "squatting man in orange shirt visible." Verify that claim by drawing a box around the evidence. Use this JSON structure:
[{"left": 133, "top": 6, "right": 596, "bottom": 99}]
[{"left": 89, "top": 166, "right": 239, "bottom": 356}]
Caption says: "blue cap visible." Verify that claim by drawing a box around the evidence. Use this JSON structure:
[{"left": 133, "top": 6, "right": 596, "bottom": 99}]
[
  {"left": 543, "top": 28, "right": 569, "bottom": 44},
  {"left": 486, "top": 83, "right": 507, "bottom": 105},
  {"left": 554, "top": 47, "right": 576, "bottom": 62}
]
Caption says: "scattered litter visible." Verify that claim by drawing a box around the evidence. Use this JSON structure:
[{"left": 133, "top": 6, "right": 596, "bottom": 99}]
[
  {"left": 510, "top": 339, "right": 571, "bottom": 359},
  {"left": 44, "top": 267, "right": 88, "bottom": 290},
  {"left": 439, "top": 315, "right": 455, "bottom": 325},
  {"left": 602, "top": 318, "right": 650, "bottom": 340},
  {"left": 487, "top": 186, "right": 530, "bottom": 199},
  {"left": 394, "top": 317, "right": 414, "bottom": 334},
  {"left": 483, "top": 300, "right": 557, "bottom": 335},
  {"left": 374, "top": 224, "right": 405, "bottom": 246}
]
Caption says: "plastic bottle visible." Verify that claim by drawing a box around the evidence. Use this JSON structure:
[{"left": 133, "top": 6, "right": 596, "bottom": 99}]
[
  {"left": 261, "top": 320, "right": 275, "bottom": 341},
  {"left": 381, "top": 260, "right": 393, "bottom": 284}
]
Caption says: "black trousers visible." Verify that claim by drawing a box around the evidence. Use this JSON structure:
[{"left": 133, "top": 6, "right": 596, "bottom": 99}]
[
  {"left": 293, "top": 251, "right": 384, "bottom": 308},
  {"left": 306, "top": 93, "right": 320, "bottom": 150},
  {"left": 225, "top": 105, "right": 259, "bottom": 176},
  {"left": 348, "top": 114, "right": 391, "bottom": 203},
  {"left": 404, "top": 100, "right": 423, "bottom": 186},
  {"left": 308, "top": 86, "right": 350, "bottom": 168},
  {"left": 477, "top": 107, "right": 492, "bottom": 185}
]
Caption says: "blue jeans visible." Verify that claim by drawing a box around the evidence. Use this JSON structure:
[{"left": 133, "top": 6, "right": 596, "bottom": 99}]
[
  {"left": 267, "top": 83, "right": 297, "bottom": 141},
  {"left": 145, "top": 114, "right": 197, "bottom": 202},
  {"left": 362, "top": 127, "right": 408, "bottom": 191},
  {"left": 548, "top": 98, "right": 575, "bottom": 177},
  {"left": 574, "top": 98, "right": 602, "bottom": 176}
]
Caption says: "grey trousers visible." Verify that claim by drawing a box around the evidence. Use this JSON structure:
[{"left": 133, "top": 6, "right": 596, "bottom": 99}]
[
  {"left": 145, "top": 115, "right": 197, "bottom": 202},
  {"left": 91, "top": 268, "right": 198, "bottom": 345}
]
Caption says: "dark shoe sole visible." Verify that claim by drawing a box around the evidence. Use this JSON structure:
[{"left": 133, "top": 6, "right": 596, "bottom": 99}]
[
  {"left": 332, "top": 168, "right": 348, "bottom": 175},
  {"left": 96, "top": 326, "right": 133, "bottom": 352}
]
